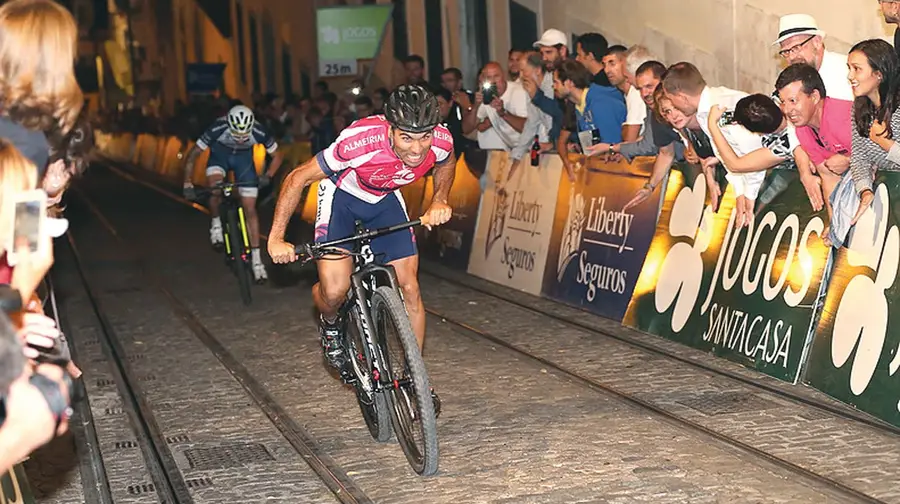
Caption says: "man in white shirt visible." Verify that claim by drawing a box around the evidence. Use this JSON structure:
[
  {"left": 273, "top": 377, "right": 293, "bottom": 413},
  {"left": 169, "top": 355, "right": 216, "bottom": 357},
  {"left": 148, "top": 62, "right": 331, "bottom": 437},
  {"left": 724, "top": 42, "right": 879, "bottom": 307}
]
[
  {"left": 603, "top": 45, "right": 647, "bottom": 142},
  {"left": 512, "top": 52, "right": 553, "bottom": 162},
  {"left": 773, "top": 14, "right": 854, "bottom": 102},
  {"left": 662, "top": 62, "right": 764, "bottom": 222},
  {"left": 460, "top": 61, "right": 530, "bottom": 153}
]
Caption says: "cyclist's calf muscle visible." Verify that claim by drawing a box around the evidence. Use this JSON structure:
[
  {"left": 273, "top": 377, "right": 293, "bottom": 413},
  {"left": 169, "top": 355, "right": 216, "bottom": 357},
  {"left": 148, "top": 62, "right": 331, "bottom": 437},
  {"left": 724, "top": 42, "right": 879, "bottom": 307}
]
[
  {"left": 314, "top": 255, "right": 353, "bottom": 319},
  {"left": 392, "top": 254, "right": 426, "bottom": 351},
  {"left": 206, "top": 171, "right": 224, "bottom": 217}
]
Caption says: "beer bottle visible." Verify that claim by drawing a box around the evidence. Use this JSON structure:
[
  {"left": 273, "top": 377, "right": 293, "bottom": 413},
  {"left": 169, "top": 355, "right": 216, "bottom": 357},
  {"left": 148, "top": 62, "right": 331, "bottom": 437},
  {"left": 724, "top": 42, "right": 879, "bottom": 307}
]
[{"left": 530, "top": 135, "right": 540, "bottom": 167}]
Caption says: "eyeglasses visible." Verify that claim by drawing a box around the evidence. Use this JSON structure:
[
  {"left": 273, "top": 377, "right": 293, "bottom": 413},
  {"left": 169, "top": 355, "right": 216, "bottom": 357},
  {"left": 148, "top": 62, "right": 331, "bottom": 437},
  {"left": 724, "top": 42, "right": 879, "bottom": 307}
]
[{"left": 778, "top": 35, "right": 816, "bottom": 58}]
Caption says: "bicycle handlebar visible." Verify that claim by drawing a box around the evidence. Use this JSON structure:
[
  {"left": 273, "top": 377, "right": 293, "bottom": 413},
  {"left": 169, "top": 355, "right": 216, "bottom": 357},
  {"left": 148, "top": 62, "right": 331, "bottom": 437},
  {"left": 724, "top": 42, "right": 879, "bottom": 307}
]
[{"left": 293, "top": 217, "right": 429, "bottom": 261}]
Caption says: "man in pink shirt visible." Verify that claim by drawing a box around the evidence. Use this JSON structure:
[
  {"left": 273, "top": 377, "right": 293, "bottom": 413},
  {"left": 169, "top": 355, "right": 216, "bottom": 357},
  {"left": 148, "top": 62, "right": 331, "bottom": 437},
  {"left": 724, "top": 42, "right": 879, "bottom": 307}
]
[{"left": 775, "top": 62, "right": 852, "bottom": 219}]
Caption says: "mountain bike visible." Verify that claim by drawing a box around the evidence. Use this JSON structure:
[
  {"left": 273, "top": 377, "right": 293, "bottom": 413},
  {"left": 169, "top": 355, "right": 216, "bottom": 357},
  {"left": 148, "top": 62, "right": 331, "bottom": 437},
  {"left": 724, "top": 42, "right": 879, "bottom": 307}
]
[
  {"left": 194, "top": 181, "right": 257, "bottom": 305},
  {"left": 295, "top": 218, "right": 439, "bottom": 476}
]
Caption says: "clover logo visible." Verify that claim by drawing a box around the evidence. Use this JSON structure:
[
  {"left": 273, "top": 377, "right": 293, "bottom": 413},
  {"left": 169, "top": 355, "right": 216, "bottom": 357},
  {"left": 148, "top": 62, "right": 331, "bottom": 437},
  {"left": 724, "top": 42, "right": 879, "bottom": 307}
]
[
  {"left": 654, "top": 173, "right": 715, "bottom": 332},
  {"left": 831, "top": 184, "right": 900, "bottom": 396},
  {"left": 320, "top": 26, "right": 340, "bottom": 44}
]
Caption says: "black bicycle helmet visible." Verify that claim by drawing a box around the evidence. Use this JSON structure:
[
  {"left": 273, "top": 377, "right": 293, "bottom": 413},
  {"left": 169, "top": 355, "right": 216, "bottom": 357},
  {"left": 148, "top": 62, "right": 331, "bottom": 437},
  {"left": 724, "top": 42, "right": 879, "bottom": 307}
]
[{"left": 384, "top": 84, "right": 442, "bottom": 133}]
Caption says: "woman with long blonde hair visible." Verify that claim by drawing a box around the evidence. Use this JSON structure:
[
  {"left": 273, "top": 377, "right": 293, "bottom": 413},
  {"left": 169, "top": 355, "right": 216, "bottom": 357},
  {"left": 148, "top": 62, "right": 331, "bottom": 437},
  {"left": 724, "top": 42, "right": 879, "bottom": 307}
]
[{"left": 0, "top": 0, "right": 83, "bottom": 173}]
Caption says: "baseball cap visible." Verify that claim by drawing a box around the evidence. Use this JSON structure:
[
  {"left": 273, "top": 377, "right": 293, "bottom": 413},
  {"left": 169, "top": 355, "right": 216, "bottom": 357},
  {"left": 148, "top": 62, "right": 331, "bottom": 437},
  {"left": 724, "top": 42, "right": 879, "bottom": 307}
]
[
  {"left": 773, "top": 14, "right": 826, "bottom": 46},
  {"left": 534, "top": 29, "right": 568, "bottom": 48}
]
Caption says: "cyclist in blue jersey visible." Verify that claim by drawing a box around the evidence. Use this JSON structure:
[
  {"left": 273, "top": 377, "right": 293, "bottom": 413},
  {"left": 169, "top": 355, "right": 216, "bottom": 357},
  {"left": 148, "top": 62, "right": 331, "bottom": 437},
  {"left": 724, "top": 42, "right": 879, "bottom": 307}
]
[{"left": 182, "top": 105, "right": 284, "bottom": 282}]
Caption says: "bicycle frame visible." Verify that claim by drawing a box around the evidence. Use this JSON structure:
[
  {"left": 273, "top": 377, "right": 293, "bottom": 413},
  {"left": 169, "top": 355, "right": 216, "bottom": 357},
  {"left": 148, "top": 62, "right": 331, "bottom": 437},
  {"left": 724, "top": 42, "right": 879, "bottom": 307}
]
[{"left": 340, "top": 220, "right": 402, "bottom": 395}]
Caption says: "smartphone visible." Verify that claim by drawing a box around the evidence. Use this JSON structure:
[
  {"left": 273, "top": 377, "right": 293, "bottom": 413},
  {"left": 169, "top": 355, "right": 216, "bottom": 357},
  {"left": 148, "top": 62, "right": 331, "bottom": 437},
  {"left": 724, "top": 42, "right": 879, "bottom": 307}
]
[
  {"left": 7, "top": 189, "right": 46, "bottom": 264},
  {"left": 717, "top": 110, "right": 737, "bottom": 127},
  {"left": 482, "top": 82, "right": 498, "bottom": 105}
]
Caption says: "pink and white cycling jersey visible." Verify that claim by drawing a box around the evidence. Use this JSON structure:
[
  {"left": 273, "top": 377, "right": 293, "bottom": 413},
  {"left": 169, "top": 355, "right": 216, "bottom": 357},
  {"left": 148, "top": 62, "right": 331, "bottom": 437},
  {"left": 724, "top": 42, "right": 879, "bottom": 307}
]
[{"left": 315, "top": 115, "right": 454, "bottom": 204}]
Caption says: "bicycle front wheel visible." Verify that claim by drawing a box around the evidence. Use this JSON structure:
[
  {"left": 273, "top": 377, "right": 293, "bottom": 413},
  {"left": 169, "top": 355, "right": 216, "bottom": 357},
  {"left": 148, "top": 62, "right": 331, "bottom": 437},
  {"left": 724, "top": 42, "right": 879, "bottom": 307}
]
[
  {"left": 372, "top": 286, "right": 438, "bottom": 476},
  {"left": 225, "top": 208, "right": 252, "bottom": 305}
]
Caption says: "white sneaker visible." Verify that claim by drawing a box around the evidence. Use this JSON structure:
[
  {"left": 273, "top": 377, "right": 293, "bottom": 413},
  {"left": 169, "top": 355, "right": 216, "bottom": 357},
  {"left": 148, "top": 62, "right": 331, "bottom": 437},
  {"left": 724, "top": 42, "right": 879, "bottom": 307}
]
[
  {"left": 210, "top": 222, "right": 224, "bottom": 246},
  {"left": 252, "top": 256, "right": 267, "bottom": 282}
]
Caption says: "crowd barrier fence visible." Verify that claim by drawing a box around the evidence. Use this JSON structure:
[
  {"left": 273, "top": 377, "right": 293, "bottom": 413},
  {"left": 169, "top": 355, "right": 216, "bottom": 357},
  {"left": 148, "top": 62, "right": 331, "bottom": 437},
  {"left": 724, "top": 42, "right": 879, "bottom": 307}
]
[{"left": 94, "top": 131, "right": 900, "bottom": 428}]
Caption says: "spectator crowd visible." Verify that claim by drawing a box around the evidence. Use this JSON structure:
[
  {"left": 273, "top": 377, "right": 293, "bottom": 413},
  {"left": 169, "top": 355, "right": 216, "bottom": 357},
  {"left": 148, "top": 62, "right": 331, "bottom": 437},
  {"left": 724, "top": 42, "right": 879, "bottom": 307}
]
[{"left": 0, "top": 0, "right": 96, "bottom": 475}]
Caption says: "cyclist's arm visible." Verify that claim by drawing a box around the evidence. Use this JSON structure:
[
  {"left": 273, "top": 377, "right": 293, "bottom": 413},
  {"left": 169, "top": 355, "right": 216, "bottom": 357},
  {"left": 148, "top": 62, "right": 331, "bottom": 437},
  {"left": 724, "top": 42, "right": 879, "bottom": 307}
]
[
  {"left": 270, "top": 157, "right": 328, "bottom": 242},
  {"left": 182, "top": 143, "right": 205, "bottom": 184},
  {"left": 265, "top": 151, "right": 284, "bottom": 178},
  {"left": 431, "top": 153, "right": 457, "bottom": 204},
  {"left": 259, "top": 131, "right": 284, "bottom": 178},
  {"left": 184, "top": 124, "right": 216, "bottom": 184}
]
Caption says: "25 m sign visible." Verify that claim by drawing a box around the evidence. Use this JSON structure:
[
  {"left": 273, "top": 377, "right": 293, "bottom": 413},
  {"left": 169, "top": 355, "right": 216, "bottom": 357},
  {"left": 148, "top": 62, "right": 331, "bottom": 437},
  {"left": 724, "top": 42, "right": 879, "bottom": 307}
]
[{"left": 319, "top": 60, "right": 358, "bottom": 77}]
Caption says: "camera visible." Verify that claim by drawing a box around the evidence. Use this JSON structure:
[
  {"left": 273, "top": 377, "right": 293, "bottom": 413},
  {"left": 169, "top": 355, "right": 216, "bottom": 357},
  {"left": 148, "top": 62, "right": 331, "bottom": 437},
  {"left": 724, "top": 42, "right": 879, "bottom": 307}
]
[
  {"left": 0, "top": 313, "right": 73, "bottom": 428},
  {"left": 481, "top": 81, "right": 498, "bottom": 105}
]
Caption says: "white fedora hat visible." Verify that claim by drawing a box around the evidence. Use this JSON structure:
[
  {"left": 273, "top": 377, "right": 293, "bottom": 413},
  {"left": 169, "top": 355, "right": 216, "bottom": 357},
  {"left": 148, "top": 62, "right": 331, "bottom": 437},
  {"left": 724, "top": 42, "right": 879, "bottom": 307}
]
[{"left": 773, "top": 14, "right": 826, "bottom": 45}]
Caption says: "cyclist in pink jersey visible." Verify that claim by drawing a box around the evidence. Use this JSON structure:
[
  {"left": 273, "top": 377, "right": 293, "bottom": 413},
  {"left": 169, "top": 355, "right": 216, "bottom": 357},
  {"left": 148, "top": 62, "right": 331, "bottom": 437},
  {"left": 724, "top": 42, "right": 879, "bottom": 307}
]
[{"left": 268, "top": 85, "right": 455, "bottom": 412}]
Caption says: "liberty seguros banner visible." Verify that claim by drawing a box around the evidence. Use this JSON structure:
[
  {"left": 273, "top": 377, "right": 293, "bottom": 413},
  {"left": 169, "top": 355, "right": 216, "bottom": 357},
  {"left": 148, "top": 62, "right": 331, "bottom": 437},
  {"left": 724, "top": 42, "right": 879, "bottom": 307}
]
[
  {"left": 623, "top": 166, "right": 831, "bottom": 383},
  {"left": 541, "top": 162, "right": 660, "bottom": 320},
  {"left": 467, "top": 151, "right": 563, "bottom": 295}
]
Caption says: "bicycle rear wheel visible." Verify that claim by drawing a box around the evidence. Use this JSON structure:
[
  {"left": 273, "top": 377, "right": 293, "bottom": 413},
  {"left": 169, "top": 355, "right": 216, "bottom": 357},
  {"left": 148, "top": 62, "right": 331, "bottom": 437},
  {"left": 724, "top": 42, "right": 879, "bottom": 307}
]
[
  {"left": 345, "top": 304, "right": 392, "bottom": 442},
  {"left": 371, "top": 286, "right": 438, "bottom": 476},
  {"left": 225, "top": 208, "right": 252, "bottom": 305}
]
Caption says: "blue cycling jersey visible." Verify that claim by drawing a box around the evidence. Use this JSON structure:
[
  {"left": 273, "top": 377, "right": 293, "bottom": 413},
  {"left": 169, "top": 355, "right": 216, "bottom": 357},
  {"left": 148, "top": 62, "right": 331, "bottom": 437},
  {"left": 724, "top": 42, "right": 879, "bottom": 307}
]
[{"left": 196, "top": 116, "right": 279, "bottom": 155}]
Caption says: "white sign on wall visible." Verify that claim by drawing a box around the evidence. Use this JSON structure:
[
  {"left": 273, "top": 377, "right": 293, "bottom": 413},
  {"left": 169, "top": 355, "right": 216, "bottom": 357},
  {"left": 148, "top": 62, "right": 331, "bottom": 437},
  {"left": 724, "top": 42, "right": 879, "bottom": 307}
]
[{"left": 468, "top": 151, "right": 563, "bottom": 295}]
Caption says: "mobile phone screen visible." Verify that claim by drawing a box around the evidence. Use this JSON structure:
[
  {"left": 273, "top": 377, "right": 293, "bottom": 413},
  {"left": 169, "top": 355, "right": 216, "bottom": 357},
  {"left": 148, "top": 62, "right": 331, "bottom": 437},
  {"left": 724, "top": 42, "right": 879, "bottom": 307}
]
[{"left": 13, "top": 199, "right": 41, "bottom": 253}]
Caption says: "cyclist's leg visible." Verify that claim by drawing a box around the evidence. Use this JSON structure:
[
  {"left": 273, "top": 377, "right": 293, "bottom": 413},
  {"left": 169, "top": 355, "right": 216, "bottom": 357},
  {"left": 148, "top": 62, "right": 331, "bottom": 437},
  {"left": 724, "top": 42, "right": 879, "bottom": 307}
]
[
  {"left": 313, "top": 179, "right": 355, "bottom": 366},
  {"left": 231, "top": 151, "right": 268, "bottom": 279},
  {"left": 232, "top": 150, "right": 261, "bottom": 247},
  {"left": 205, "top": 153, "right": 226, "bottom": 246},
  {"left": 370, "top": 192, "right": 441, "bottom": 415},
  {"left": 368, "top": 191, "right": 423, "bottom": 351},
  {"left": 390, "top": 254, "right": 424, "bottom": 351}
]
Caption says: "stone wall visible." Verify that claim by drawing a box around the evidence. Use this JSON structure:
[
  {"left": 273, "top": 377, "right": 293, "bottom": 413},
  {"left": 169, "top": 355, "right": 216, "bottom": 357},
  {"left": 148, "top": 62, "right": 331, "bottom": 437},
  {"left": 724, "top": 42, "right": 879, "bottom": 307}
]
[{"left": 538, "top": 0, "right": 891, "bottom": 94}]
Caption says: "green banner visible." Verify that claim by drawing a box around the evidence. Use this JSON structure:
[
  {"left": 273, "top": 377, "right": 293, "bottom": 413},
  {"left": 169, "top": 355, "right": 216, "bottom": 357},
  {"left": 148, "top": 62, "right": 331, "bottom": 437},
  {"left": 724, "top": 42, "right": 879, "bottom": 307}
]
[
  {"left": 316, "top": 5, "right": 393, "bottom": 61},
  {"left": 805, "top": 173, "right": 900, "bottom": 426},
  {"left": 623, "top": 165, "right": 831, "bottom": 383},
  {"left": 1, "top": 463, "right": 35, "bottom": 504}
]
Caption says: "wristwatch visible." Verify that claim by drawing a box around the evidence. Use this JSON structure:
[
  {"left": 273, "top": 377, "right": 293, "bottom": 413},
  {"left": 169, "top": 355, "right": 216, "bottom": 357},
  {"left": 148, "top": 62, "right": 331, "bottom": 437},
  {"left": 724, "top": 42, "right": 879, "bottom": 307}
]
[
  {"left": 608, "top": 144, "right": 616, "bottom": 155},
  {"left": 0, "top": 284, "right": 22, "bottom": 314},
  {"left": 642, "top": 182, "right": 654, "bottom": 191}
]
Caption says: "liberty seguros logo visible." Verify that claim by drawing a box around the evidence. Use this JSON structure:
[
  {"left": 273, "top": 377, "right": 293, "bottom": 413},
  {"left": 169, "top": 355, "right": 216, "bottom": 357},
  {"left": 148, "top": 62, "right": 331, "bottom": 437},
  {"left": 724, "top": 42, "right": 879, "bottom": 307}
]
[
  {"left": 557, "top": 186, "right": 636, "bottom": 301},
  {"left": 483, "top": 173, "right": 542, "bottom": 280}
]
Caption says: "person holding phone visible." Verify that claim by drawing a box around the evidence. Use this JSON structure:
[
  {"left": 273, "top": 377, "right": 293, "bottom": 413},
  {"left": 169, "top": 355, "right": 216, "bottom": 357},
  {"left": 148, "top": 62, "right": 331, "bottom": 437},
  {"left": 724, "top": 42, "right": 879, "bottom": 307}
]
[
  {"left": 460, "top": 62, "right": 531, "bottom": 157},
  {"left": 0, "top": 140, "right": 52, "bottom": 312}
]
